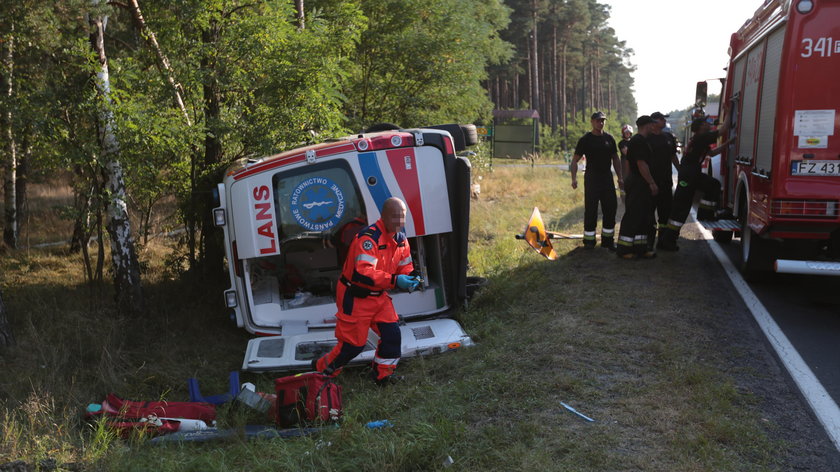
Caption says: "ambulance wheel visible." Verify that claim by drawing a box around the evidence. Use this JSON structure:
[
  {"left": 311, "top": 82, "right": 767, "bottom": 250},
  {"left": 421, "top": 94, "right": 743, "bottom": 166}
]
[
  {"left": 460, "top": 124, "right": 478, "bottom": 147},
  {"left": 712, "top": 230, "right": 733, "bottom": 244},
  {"left": 739, "top": 206, "right": 774, "bottom": 278}
]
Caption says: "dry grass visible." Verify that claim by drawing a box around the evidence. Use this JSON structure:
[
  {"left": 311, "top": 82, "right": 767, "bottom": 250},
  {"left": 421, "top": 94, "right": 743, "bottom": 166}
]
[{"left": 0, "top": 164, "right": 808, "bottom": 470}]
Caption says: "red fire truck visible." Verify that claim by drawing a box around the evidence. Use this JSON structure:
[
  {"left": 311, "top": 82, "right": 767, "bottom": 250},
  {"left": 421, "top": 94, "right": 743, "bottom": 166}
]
[
  {"left": 212, "top": 124, "right": 479, "bottom": 371},
  {"left": 703, "top": 0, "right": 840, "bottom": 277}
]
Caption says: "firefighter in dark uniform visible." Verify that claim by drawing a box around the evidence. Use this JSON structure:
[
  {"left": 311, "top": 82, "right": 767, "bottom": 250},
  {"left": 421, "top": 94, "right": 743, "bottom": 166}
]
[
  {"left": 616, "top": 115, "right": 659, "bottom": 259},
  {"left": 570, "top": 111, "right": 623, "bottom": 250},
  {"left": 619, "top": 124, "right": 633, "bottom": 167},
  {"left": 647, "top": 111, "right": 680, "bottom": 249},
  {"left": 314, "top": 197, "right": 420, "bottom": 385},
  {"left": 618, "top": 124, "right": 633, "bottom": 203},
  {"left": 657, "top": 117, "right": 735, "bottom": 251}
]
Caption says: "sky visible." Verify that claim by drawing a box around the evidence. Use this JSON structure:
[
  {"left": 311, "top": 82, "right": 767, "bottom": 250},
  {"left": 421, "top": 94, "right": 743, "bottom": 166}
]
[{"left": 599, "top": 0, "right": 764, "bottom": 116}]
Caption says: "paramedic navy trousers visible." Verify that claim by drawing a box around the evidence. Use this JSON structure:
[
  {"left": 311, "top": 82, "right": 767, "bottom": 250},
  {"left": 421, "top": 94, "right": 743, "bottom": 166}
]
[
  {"left": 316, "top": 283, "right": 401, "bottom": 380},
  {"left": 583, "top": 176, "right": 617, "bottom": 246}
]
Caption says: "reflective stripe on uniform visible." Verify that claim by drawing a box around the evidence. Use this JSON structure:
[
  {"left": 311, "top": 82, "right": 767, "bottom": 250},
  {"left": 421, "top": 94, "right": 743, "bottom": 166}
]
[
  {"left": 356, "top": 254, "right": 378, "bottom": 264},
  {"left": 583, "top": 231, "right": 596, "bottom": 241},
  {"left": 667, "top": 219, "right": 684, "bottom": 228},
  {"left": 699, "top": 199, "right": 715, "bottom": 208},
  {"left": 601, "top": 228, "right": 615, "bottom": 235},
  {"left": 374, "top": 355, "right": 399, "bottom": 366},
  {"left": 618, "top": 236, "right": 634, "bottom": 247},
  {"left": 398, "top": 256, "right": 412, "bottom": 267}
]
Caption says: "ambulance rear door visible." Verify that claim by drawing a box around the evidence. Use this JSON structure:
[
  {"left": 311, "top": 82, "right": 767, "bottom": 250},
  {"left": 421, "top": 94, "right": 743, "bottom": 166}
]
[{"left": 241, "top": 318, "right": 473, "bottom": 372}]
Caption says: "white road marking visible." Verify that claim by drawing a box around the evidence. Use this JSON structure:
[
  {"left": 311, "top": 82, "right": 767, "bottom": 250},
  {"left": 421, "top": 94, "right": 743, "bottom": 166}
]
[{"left": 693, "top": 215, "right": 840, "bottom": 451}]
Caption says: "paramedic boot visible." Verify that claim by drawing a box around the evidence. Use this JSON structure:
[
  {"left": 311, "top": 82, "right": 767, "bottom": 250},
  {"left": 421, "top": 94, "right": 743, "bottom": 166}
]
[
  {"left": 371, "top": 369, "right": 405, "bottom": 387},
  {"left": 314, "top": 356, "right": 342, "bottom": 377},
  {"left": 371, "top": 361, "right": 404, "bottom": 386}
]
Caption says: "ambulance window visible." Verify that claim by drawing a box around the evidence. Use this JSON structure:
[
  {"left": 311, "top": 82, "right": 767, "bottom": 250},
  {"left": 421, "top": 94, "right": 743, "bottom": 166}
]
[{"left": 272, "top": 161, "right": 366, "bottom": 242}]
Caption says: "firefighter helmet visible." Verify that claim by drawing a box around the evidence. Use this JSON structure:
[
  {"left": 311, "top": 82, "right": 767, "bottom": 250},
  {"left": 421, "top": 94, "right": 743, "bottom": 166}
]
[{"left": 621, "top": 124, "right": 633, "bottom": 136}]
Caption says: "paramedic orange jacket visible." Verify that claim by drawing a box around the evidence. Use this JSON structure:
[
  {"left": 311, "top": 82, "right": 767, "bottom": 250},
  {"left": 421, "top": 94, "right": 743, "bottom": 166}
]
[{"left": 334, "top": 219, "right": 414, "bottom": 342}]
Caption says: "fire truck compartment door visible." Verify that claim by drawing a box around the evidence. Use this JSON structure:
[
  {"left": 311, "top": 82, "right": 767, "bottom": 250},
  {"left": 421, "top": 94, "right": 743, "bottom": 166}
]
[{"left": 241, "top": 318, "right": 473, "bottom": 372}]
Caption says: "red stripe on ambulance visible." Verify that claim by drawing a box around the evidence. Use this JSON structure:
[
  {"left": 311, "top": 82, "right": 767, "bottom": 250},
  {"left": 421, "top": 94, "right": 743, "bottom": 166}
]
[{"left": 386, "top": 148, "right": 425, "bottom": 235}]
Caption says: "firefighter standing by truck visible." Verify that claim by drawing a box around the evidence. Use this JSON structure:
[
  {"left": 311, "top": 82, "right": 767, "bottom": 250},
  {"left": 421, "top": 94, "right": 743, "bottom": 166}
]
[
  {"left": 658, "top": 116, "right": 734, "bottom": 251},
  {"left": 647, "top": 111, "right": 680, "bottom": 249},
  {"left": 570, "top": 111, "right": 623, "bottom": 250},
  {"left": 616, "top": 115, "right": 659, "bottom": 259},
  {"left": 314, "top": 197, "right": 421, "bottom": 385}
]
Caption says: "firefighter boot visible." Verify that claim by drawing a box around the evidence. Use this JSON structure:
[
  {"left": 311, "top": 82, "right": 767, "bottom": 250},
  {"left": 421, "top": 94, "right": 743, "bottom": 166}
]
[
  {"left": 656, "top": 227, "right": 679, "bottom": 251},
  {"left": 696, "top": 199, "right": 717, "bottom": 221},
  {"left": 615, "top": 236, "right": 636, "bottom": 259},
  {"left": 583, "top": 231, "right": 596, "bottom": 249},
  {"left": 601, "top": 228, "right": 615, "bottom": 251}
]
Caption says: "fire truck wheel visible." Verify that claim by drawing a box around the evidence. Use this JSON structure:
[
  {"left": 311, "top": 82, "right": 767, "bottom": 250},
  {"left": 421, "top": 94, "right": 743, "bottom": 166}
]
[
  {"left": 739, "top": 206, "right": 774, "bottom": 278},
  {"left": 712, "top": 230, "right": 733, "bottom": 244}
]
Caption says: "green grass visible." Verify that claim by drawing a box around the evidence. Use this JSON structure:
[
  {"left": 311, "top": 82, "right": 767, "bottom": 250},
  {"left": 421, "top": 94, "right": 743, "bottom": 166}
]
[{"left": 0, "top": 166, "right": 787, "bottom": 471}]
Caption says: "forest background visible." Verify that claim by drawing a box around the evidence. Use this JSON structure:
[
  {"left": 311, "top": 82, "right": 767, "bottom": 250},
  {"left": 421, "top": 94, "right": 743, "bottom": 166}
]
[{"left": 0, "top": 0, "right": 641, "bottom": 344}]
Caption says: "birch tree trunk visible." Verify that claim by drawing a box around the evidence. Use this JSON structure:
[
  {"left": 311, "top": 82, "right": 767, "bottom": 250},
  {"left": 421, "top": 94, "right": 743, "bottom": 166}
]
[
  {"left": 294, "top": 0, "right": 305, "bottom": 30},
  {"left": 126, "top": 0, "right": 191, "bottom": 126},
  {"left": 89, "top": 3, "right": 144, "bottom": 312},
  {"left": 3, "top": 30, "right": 17, "bottom": 249}
]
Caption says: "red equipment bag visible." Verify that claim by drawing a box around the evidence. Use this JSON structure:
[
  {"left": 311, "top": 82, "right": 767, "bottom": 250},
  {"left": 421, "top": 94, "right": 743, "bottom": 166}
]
[
  {"left": 274, "top": 373, "right": 342, "bottom": 427},
  {"left": 89, "top": 393, "right": 217, "bottom": 438}
]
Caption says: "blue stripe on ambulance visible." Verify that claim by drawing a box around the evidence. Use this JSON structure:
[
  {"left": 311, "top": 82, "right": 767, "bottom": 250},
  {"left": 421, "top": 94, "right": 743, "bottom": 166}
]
[{"left": 358, "top": 152, "right": 392, "bottom": 211}]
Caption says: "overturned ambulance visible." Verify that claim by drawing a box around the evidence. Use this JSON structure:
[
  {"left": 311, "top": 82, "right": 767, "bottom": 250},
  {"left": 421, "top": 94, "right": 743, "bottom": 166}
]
[{"left": 213, "top": 125, "right": 478, "bottom": 371}]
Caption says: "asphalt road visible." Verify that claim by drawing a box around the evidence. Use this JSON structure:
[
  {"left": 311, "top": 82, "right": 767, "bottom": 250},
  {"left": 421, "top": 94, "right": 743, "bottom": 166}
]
[{"left": 717, "top": 236, "right": 840, "bottom": 407}]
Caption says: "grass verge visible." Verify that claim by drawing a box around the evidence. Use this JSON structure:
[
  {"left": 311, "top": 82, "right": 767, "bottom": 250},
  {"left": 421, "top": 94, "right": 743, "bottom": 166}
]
[{"left": 0, "top": 165, "right": 792, "bottom": 471}]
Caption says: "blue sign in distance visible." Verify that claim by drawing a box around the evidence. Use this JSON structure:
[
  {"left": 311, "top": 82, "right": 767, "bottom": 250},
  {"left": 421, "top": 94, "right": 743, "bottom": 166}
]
[{"left": 289, "top": 177, "right": 346, "bottom": 231}]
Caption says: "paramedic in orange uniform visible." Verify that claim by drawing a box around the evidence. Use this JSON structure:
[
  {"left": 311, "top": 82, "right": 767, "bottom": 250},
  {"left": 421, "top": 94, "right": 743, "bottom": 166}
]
[{"left": 314, "top": 197, "right": 420, "bottom": 385}]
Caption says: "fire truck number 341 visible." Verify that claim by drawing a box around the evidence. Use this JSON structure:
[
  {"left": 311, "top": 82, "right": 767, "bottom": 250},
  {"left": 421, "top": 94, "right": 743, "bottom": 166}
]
[{"left": 801, "top": 37, "right": 840, "bottom": 58}]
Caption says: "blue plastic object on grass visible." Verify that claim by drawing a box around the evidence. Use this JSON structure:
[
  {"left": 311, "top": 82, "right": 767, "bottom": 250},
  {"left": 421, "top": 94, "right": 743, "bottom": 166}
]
[
  {"left": 187, "top": 371, "right": 240, "bottom": 405},
  {"left": 365, "top": 420, "right": 394, "bottom": 429}
]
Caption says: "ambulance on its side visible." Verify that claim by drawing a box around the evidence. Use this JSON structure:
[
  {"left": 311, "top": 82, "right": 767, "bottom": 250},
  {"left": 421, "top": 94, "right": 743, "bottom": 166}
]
[{"left": 212, "top": 124, "right": 478, "bottom": 371}]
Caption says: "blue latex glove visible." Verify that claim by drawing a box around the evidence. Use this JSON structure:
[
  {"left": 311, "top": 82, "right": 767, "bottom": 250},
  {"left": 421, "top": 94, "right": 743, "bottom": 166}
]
[{"left": 396, "top": 274, "right": 420, "bottom": 291}]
